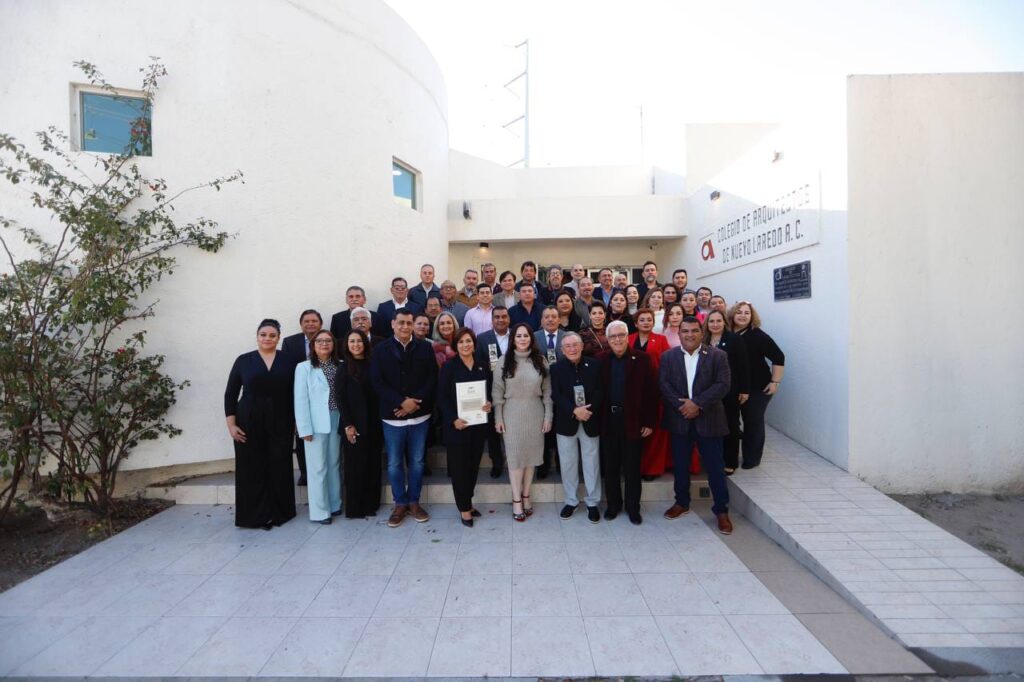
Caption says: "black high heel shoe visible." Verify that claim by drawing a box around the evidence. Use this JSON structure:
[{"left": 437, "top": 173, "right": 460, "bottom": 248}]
[
  {"left": 460, "top": 512, "right": 474, "bottom": 528},
  {"left": 512, "top": 498, "right": 526, "bottom": 522},
  {"left": 522, "top": 494, "right": 534, "bottom": 516}
]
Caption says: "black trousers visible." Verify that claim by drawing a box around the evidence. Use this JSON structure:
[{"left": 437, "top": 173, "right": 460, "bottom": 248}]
[
  {"left": 722, "top": 393, "right": 742, "bottom": 470},
  {"left": 539, "top": 431, "right": 557, "bottom": 473},
  {"left": 740, "top": 390, "right": 772, "bottom": 468},
  {"left": 601, "top": 414, "right": 642, "bottom": 512},
  {"left": 342, "top": 425, "right": 383, "bottom": 518},
  {"left": 448, "top": 428, "right": 486, "bottom": 512},
  {"left": 293, "top": 434, "right": 308, "bottom": 479},
  {"left": 235, "top": 423, "right": 296, "bottom": 528},
  {"left": 486, "top": 418, "right": 504, "bottom": 471}
]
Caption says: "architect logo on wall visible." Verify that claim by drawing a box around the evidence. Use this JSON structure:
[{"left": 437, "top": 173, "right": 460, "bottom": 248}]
[{"left": 698, "top": 175, "right": 821, "bottom": 276}]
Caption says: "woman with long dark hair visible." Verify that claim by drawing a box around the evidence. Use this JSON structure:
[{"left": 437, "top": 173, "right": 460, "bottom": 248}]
[
  {"left": 728, "top": 301, "right": 785, "bottom": 469},
  {"left": 661, "top": 302, "right": 685, "bottom": 348},
  {"left": 680, "top": 290, "right": 706, "bottom": 324},
  {"left": 662, "top": 283, "right": 680, "bottom": 306},
  {"left": 555, "top": 289, "right": 583, "bottom": 332},
  {"left": 625, "top": 284, "right": 641, "bottom": 316},
  {"left": 293, "top": 328, "right": 343, "bottom": 523},
  {"left": 704, "top": 310, "right": 750, "bottom": 475},
  {"left": 580, "top": 301, "right": 611, "bottom": 356},
  {"left": 640, "top": 287, "right": 665, "bottom": 331},
  {"left": 224, "top": 319, "right": 297, "bottom": 529},
  {"left": 337, "top": 329, "right": 383, "bottom": 518},
  {"left": 493, "top": 322, "right": 552, "bottom": 521},
  {"left": 607, "top": 290, "right": 637, "bottom": 334},
  {"left": 438, "top": 327, "right": 493, "bottom": 527}
]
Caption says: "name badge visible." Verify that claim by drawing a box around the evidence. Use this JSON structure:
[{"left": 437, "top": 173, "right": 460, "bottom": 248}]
[
  {"left": 573, "top": 385, "right": 586, "bottom": 407},
  {"left": 547, "top": 349, "right": 557, "bottom": 365},
  {"left": 488, "top": 343, "right": 498, "bottom": 368}
]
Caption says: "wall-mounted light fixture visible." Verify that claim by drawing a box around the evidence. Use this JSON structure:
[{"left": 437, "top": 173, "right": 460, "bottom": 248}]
[
  {"left": 479, "top": 242, "right": 489, "bottom": 250},
  {"left": 463, "top": 201, "right": 472, "bottom": 219},
  {"left": 709, "top": 190, "right": 721, "bottom": 202}
]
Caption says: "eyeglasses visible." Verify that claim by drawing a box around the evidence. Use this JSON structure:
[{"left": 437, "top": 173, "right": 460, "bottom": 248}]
[
  {"left": 314, "top": 339, "right": 334, "bottom": 345},
  {"left": 607, "top": 333, "right": 628, "bottom": 340}
]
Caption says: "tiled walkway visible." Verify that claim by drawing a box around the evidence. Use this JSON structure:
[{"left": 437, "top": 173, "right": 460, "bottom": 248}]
[
  {"left": 730, "top": 428, "right": 1024, "bottom": 650},
  {"left": 0, "top": 498, "right": 860, "bottom": 677}
]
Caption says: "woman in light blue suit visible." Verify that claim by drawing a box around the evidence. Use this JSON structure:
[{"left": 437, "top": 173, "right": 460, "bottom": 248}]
[{"left": 293, "top": 329, "right": 343, "bottom": 523}]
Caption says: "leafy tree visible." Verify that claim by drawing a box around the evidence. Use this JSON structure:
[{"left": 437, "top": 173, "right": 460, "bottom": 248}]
[{"left": 0, "top": 58, "right": 242, "bottom": 520}]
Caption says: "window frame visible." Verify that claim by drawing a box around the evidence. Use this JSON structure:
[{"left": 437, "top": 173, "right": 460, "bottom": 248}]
[
  {"left": 392, "top": 157, "right": 421, "bottom": 211},
  {"left": 69, "top": 82, "right": 152, "bottom": 156}
]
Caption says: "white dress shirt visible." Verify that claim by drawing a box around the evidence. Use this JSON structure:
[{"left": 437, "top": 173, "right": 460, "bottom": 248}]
[{"left": 682, "top": 345, "right": 701, "bottom": 401}]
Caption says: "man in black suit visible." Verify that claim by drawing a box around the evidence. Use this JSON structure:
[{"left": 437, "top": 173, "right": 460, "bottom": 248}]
[
  {"left": 509, "top": 284, "right": 542, "bottom": 331},
  {"left": 534, "top": 306, "right": 565, "bottom": 479},
  {"left": 474, "top": 306, "right": 511, "bottom": 478},
  {"left": 330, "top": 286, "right": 383, "bottom": 341},
  {"left": 377, "top": 277, "right": 423, "bottom": 336},
  {"left": 350, "top": 307, "right": 385, "bottom": 347},
  {"left": 659, "top": 316, "right": 734, "bottom": 534},
  {"left": 550, "top": 332, "right": 603, "bottom": 522},
  {"left": 599, "top": 321, "right": 657, "bottom": 524},
  {"left": 281, "top": 309, "right": 323, "bottom": 486},
  {"left": 408, "top": 263, "right": 441, "bottom": 308}
]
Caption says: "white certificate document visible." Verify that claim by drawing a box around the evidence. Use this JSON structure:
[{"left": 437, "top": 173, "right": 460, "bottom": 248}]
[{"left": 456, "top": 380, "right": 488, "bottom": 426}]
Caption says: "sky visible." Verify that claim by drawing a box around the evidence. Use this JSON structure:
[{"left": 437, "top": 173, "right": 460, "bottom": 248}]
[{"left": 383, "top": 0, "right": 1024, "bottom": 170}]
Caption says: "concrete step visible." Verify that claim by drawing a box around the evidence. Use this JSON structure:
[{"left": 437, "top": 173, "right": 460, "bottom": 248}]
[{"left": 144, "top": 468, "right": 711, "bottom": 506}]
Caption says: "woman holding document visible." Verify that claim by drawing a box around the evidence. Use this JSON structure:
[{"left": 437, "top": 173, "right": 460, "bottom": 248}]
[{"left": 438, "top": 327, "right": 493, "bottom": 527}]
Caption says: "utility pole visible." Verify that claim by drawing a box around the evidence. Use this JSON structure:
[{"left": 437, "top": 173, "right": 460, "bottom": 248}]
[{"left": 503, "top": 39, "right": 529, "bottom": 168}]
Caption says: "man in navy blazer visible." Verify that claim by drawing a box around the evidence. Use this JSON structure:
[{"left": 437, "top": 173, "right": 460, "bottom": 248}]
[
  {"left": 474, "top": 306, "right": 512, "bottom": 477},
  {"left": 377, "top": 277, "right": 423, "bottom": 337},
  {"left": 330, "top": 285, "right": 385, "bottom": 340},
  {"left": 370, "top": 309, "right": 436, "bottom": 528},
  {"left": 658, "top": 316, "right": 734, "bottom": 534},
  {"left": 408, "top": 263, "right": 441, "bottom": 308}
]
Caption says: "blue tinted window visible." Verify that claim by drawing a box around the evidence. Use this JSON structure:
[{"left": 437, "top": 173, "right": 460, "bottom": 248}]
[
  {"left": 392, "top": 160, "right": 417, "bottom": 209},
  {"left": 81, "top": 92, "right": 151, "bottom": 156}
]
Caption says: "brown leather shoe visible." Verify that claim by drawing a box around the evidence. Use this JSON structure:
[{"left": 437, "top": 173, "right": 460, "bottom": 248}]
[
  {"left": 717, "top": 512, "right": 733, "bottom": 535},
  {"left": 663, "top": 504, "right": 690, "bottom": 519},
  {"left": 409, "top": 503, "right": 430, "bottom": 523},
  {"left": 387, "top": 505, "right": 408, "bottom": 528}
]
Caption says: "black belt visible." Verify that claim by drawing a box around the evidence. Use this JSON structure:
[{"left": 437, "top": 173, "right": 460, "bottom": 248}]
[{"left": 609, "top": 405, "right": 624, "bottom": 414}]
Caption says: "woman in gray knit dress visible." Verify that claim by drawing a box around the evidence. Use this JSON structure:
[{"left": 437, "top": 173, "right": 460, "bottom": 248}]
[{"left": 493, "top": 322, "right": 553, "bottom": 521}]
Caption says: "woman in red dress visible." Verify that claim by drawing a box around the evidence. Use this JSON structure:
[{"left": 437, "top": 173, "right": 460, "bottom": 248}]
[{"left": 629, "top": 308, "right": 673, "bottom": 479}]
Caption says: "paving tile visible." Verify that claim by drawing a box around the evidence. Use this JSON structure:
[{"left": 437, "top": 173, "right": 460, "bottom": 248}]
[
  {"left": 234, "top": 573, "right": 328, "bottom": 617},
  {"left": 276, "top": 541, "right": 351, "bottom": 574},
  {"left": 560, "top": 515, "right": 616, "bottom": 541},
  {"left": 177, "top": 615, "right": 297, "bottom": 676},
  {"left": 218, "top": 542, "right": 302, "bottom": 575},
  {"left": 620, "top": 540, "right": 689, "bottom": 573},
  {"left": 974, "top": 633, "right": 1024, "bottom": 646},
  {"left": 343, "top": 616, "right": 439, "bottom": 676},
  {"left": 754, "top": 570, "right": 856, "bottom": 614},
  {"left": 925, "top": 591, "right": 1008, "bottom": 605},
  {"left": 0, "top": 615, "right": 85, "bottom": 675},
  {"left": 169, "top": 573, "right": 269, "bottom": 617},
  {"left": 938, "top": 603, "right": 1022, "bottom": 619},
  {"left": 634, "top": 572, "right": 720, "bottom": 616},
  {"left": 584, "top": 615, "right": 678, "bottom": 676},
  {"left": 303, "top": 573, "right": 390, "bottom": 617},
  {"left": 374, "top": 574, "right": 451, "bottom": 617},
  {"left": 260, "top": 616, "right": 366, "bottom": 676},
  {"left": 727, "top": 614, "right": 846, "bottom": 674},
  {"left": 14, "top": 615, "right": 156, "bottom": 676},
  {"left": 797, "top": 613, "right": 931, "bottom": 673},
  {"left": 574, "top": 573, "right": 650, "bottom": 616},
  {"left": 513, "top": 541, "right": 571, "bottom": 573},
  {"left": 512, "top": 573, "right": 580, "bottom": 616},
  {"left": 566, "top": 540, "right": 629, "bottom": 573},
  {"left": 394, "top": 541, "right": 459, "bottom": 575},
  {"left": 958, "top": 617, "right": 1024, "bottom": 633},
  {"left": 103, "top": 573, "right": 208, "bottom": 617},
  {"left": 162, "top": 542, "right": 246, "bottom": 574},
  {"left": 898, "top": 632, "right": 983, "bottom": 647},
  {"left": 335, "top": 542, "right": 406, "bottom": 575},
  {"left": 858, "top": 591, "right": 931, "bottom": 605},
  {"left": 511, "top": 615, "right": 595, "bottom": 676},
  {"left": 95, "top": 615, "right": 224, "bottom": 676},
  {"left": 453, "top": 541, "right": 513, "bottom": 574},
  {"left": 443, "top": 574, "right": 512, "bottom": 616},
  {"left": 894, "top": 568, "right": 967, "bottom": 582},
  {"left": 427, "top": 616, "right": 511, "bottom": 676},
  {"left": 868, "top": 603, "right": 948, "bottom": 619},
  {"left": 697, "top": 571, "right": 789, "bottom": 615},
  {"left": 882, "top": 617, "right": 968, "bottom": 634},
  {"left": 656, "top": 615, "right": 763, "bottom": 675}
]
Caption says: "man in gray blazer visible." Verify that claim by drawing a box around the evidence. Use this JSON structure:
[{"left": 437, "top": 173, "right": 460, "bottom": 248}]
[
  {"left": 658, "top": 316, "right": 734, "bottom": 534},
  {"left": 534, "top": 306, "right": 566, "bottom": 365}
]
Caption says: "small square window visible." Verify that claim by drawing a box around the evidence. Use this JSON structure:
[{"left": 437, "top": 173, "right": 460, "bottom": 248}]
[
  {"left": 392, "top": 159, "right": 420, "bottom": 210},
  {"left": 73, "top": 88, "right": 152, "bottom": 156}
]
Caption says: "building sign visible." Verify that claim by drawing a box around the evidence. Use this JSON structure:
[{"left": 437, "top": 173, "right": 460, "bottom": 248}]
[
  {"left": 698, "top": 176, "right": 820, "bottom": 275},
  {"left": 773, "top": 260, "right": 811, "bottom": 301}
]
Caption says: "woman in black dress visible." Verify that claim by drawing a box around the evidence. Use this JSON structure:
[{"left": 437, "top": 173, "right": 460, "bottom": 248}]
[
  {"left": 704, "top": 310, "right": 750, "bottom": 475},
  {"left": 728, "top": 301, "right": 785, "bottom": 469},
  {"left": 337, "top": 329, "right": 383, "bottom": 518},
  {"left": 438, "top": 327, "right": 493, "bottom": 527},
  {"left": 224, "top": 319, "right": 298, "bottom": 529}
]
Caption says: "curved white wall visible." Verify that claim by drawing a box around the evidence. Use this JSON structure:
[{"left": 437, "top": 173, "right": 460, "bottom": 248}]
[{"left": 0, "top": 0, "right": 449, "bottom": 469}]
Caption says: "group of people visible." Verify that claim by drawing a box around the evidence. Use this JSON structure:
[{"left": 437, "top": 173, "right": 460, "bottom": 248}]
[{"left": 224, "top": 260, "right": 785, "bottom": 534}]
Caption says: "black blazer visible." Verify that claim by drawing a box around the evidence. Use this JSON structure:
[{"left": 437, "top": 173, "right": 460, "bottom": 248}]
[
  {"left": 370, "top": 336, "right": 437, "bottom": 420},
  {"left": 714, "top": 331, "right": 751, "bottom": 396},
  {"left": 658, "top": 344, "right": 731, "bottom": 437},
  {"left": 336, "top": 360, "right": 377, "bottom": 434},
  {"left": 474, "top": 329, "right": 509, "bottom": 370},
  {"left": 549, "top": 356, "right": 603, "bottom": 438},
  {"left": 330, "top": 309, "right": 385, "bottom": 342},
  {"left": 437, "top": 356, "right": 492, "bottom": 444},
  {"left": 376, "top": 299, "right": 424, "bottom": 336},
  {"left": 280, "top": 332, "right": 310, "bottom": 365}
]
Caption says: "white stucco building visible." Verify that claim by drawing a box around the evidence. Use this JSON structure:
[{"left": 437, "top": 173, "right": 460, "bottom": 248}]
[{"left": 1, "top": 0, "right": 1021, "bottom": 493}]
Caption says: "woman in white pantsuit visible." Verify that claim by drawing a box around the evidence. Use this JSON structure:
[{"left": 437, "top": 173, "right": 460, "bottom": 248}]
[{"left": 293, "top": 329, "right": 343, "bottom": 523}]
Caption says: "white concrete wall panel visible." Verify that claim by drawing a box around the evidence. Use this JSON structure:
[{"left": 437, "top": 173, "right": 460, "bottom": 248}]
[
  {"left": 0, "top": 0, "right": 449, "bottom": 469},
  {"left": 847, "top": 73, "right": 1024, "bottom": 493}
]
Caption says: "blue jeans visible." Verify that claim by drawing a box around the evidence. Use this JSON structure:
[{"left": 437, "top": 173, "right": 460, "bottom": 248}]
[
  {"left": 382, "top": 419, "right": 430, "bottom": 505},
  {"left": 670, "top": 423, "right": 729, "bottom": 515}
]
